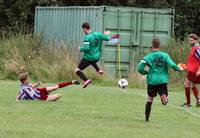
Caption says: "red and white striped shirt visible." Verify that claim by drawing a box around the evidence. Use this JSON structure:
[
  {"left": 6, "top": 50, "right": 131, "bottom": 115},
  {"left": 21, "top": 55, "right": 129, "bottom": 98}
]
[{"left": 17, "top": 83, "right": 41, "bottom": 100}]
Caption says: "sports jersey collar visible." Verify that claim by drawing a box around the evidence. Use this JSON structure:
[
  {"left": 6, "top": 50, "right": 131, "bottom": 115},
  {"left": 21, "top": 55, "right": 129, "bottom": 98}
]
[
  {"left": 86, "top": 31, "right": 92, "bottom": 35},
  {"left": 152, "top": 49, "right": 160, "bottom": 52},
  {"left": 21, "top": 83, "right": 30, "bottom": 86}
]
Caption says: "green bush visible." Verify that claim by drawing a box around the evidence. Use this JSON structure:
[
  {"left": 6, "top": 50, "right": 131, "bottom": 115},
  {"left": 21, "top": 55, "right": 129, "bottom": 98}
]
[
  {"left": 0, "top": 30, "right": 192, "bottom": 88},
  {"left": 0, "top": 31, "right": 117, "bottom": 86},
  {"left": 0, "top": 32, "right": 78, "bottom": 82},
  {"left": 163, "top": 38, "right": 190, "bottom": 86}
]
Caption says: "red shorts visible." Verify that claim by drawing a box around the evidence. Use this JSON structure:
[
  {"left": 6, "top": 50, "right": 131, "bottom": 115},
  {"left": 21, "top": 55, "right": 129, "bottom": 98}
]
[
  {"left": 187, "top": 72, "right": 200, "bottom": 84},
  {"left": 36, "top": 88, "right": 48, "bottom": 100}
]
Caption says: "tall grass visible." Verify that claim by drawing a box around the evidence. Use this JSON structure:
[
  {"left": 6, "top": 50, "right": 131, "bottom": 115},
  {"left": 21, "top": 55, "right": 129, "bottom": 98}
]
[
  {"left": 0, "top": 31, "right": 115, "bottom": 85},
  {"left": 0, "top": 33, "right": 77, "bottom": 82},
  {"left": 0, "top": 30, "right": 191, "bottom": 87},
  {"left": 163, "top": 38, "right": 190, "bottom": 86}
]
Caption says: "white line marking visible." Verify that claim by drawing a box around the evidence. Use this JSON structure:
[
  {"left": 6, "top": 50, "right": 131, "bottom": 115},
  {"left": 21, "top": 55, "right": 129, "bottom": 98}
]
[{"left": 120, "top": 88, "right": 200, "bottom": 119}]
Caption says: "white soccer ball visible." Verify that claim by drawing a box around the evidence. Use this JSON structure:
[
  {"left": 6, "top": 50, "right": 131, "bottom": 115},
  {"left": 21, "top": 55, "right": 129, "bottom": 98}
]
[{"left": 118, "top": 79, "right": 128, "bottom": 89}]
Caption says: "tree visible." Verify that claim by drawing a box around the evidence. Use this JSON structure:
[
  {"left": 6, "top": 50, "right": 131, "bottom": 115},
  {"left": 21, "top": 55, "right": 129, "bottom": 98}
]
[{"left": 0, "top": 0, "right": 199, "bottom": 39}]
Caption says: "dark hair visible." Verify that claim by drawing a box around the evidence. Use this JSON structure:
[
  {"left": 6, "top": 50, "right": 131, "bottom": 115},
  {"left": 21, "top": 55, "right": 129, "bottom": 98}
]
[
  {"left": 188, "top": 33, "right": 198, "bottom": 40},
  {"left": 82, "top": 22, "right": 90, "bottom": 30},
  {"left": 19, "top": 72, "right": 29, "bottom": 83},
  {"left": 152, "top": 37, "right": 160, "bottom": 49}
]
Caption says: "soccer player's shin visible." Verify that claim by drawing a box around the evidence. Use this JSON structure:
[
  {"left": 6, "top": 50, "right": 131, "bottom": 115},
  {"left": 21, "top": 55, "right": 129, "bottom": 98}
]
[
  {"left": 192, "top": 87, "right": 199, "bottom": 100},
  {"left": 145, "top": 102, "right": 152, "bottom": 121},
  {"left": 185, "top": 87, "right": 191, "bottom": 105},
  {"left": 58, "top": 82, "right": 72, "bottom": 88},
  {"left": 192, "top": 87, "right": 200, "bottom": 106},
  {"left": 76, "top": 70, "right": 88, "bottom": 81}
]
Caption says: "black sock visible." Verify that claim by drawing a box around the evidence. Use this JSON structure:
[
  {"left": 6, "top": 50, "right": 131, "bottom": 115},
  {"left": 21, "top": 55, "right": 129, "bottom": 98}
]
[
  {"left": 145, "top": 102, "right": 152, "bottom": 121},
  {"left": 76, "top": 70, "right": 88, "bottom": 81}
]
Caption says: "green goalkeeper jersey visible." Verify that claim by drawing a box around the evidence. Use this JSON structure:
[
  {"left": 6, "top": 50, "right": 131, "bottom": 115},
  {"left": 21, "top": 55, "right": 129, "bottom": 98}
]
[
  {"left": 80, "top": 32, "right": 110, "bottom": 61},
  {"left": 138, "top": 50, "right": 181, "bottom": 85}
]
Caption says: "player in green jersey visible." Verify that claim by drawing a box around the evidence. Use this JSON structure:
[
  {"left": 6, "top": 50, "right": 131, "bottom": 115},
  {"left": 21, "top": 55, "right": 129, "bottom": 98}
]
[
  {"left": 138, "top": 37, "right": 182, "bottom": 121},
  {"left": 76, "top": 22, "right": 110, "bottom": 88}
]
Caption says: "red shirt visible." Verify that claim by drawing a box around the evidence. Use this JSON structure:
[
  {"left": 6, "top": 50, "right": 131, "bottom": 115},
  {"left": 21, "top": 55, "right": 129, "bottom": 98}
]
[{"left": 187, "top": 45, "right": 200, "bottom": 73}]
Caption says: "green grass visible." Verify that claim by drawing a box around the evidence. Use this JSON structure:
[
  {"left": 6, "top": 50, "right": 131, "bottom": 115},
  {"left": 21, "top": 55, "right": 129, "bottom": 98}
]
[{"left": 0, "top": 80, "right": 200, "bottom": 138}]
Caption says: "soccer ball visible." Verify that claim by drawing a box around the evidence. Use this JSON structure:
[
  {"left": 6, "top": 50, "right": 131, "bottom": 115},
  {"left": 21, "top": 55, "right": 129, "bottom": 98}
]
[{"left": 118, "top": 79, "right": 128, "bottom": 89}]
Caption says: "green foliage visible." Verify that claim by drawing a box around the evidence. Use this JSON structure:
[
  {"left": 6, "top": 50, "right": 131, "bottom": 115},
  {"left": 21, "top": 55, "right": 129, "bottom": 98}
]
[
  {"left": 0, "top": 32, "right": 184, "bottom": 86},
  {"left": 0, "top": 30, "right": 78, "bottom": 82},
  {"left": 0, "top": 0, "right": 200, "bottom": 39},
  {"left": 0, "top": 29, "right": 117, "bottom": 85},
  {"left": 174, "top": 0, "right": 200, "bottom": 38},
  {"left": 0, "top": 0, "right": 199, "bottom": 86},
  {"left": 163, "top": 38, "right": 190, "bottom": 85}
]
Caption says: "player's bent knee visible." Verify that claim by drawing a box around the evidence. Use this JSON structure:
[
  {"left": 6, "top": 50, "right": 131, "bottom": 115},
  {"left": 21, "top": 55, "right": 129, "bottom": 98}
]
[
  {"left": 147, "top": 96, "right": 153, "bottom": 103},
  {"left": 184, "top": 79, "right": 190, "bottom": 87},
  {"left": 192, "top": 83, "right": 196, "bottom": 88},
  {"left": 75, "top": 68, "right": 81, "bottom": 73},
  {"left": 184, "top": 84, "right": 190, "bottom": 88},
  {"left": 46, "top": 94, "right": 61, "bottom": 102},
  {"left": 46, "top": 86, "right": 59, "bottom": 92}
]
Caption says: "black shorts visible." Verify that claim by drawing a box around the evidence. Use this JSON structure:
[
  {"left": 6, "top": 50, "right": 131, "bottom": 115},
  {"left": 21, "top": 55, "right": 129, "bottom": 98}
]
[
  {"left": 147, "top": 83, "right": 168, "bottom": 97},
  {"left": 78, "top": 58, "right": 100, "bottom": 71}
]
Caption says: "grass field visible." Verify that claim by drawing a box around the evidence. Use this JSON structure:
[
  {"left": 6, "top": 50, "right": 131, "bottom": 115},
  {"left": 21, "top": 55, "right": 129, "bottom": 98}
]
[{"left": 0, "top": 80, "right": 200, "bottom": 138}]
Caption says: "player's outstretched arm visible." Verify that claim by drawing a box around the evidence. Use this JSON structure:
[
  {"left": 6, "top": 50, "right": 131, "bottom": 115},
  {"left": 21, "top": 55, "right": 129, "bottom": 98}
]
[
  {"left": 101, "top": 31, "right": 110, "bottom": 41},
  {"left": 31, "top": 82, "right": 41, "bottom": 88},
  {"left": 166, "top": 54, "right": 181, "bottom": 71}
]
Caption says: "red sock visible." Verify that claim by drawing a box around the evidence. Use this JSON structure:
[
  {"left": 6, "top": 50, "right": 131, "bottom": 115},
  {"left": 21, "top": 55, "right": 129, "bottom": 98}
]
[
  {"left": 185, "top": 87, "right": 191, "bottom": 105},
  {"left": 58, "top": 82, "right": 72, "bottom": 88},
  {"left": 192, "top": 87, "right": 199, "bottom": 100}
]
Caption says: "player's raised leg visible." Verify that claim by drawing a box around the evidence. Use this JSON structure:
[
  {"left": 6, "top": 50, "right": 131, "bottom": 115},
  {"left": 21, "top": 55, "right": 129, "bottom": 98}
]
[
  {"left": 37, "top": 80, "right": 79, "bottom": 102},
  {"left": 91, "top": 61, "right": 103, "bottom": 75},
  {"left": 45, "top": 80, "right": 79, "bottom": 93},
  {"left": 159, "top": 83, "right": 168, "bottom": 105},
  {"left": 46, "top": 94, "right": 61, "bottom": 102},
  {"left": 75, "top": 59, "right": 91, "bottom": 88},
  {"left": 160, "top": 94, "right": 168, "bottom": 105}
]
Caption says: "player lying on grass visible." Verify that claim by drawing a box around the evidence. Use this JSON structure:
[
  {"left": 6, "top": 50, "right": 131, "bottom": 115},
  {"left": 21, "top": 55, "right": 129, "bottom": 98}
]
[
  {"left": 181, "top": 33, "right": 200, "bottom": 107},
  {"left": 16, "top": 72, "right": 80, "bottom": 102},
  {"left": 76, "top": 22, "right": 110, "bottom": 88},
  {"left": 138, "top": 37, "right": 182, "bottom": 122}
]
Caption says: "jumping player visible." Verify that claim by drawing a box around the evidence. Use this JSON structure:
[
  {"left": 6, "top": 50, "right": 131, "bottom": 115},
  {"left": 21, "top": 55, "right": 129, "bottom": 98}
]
[
  {"left": 182, "top": 33, "right": 200, "bottom": 107},
  {"left": 76, "top": 22, "right": 110, "bottom": 88},
  {"left": 16, "top": 72, "right": 80, "bottom": 102},
  {"left": 138, "top": 37, "right": 182, "bottom": 122}
]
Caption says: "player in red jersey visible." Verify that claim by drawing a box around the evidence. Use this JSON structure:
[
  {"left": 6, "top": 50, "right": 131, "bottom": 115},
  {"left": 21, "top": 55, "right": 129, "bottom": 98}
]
[{"left": 181, "top": 33, "right": 200, "bottom": 107}]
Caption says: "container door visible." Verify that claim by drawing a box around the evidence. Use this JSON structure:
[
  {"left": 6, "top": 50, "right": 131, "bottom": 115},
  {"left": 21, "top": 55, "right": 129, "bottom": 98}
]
[
  {"left": 102, "top": 7, "right": 174, "bottom": 78},
  {"left": 102, "top": 7, "right": 139, "bottom": 78}
]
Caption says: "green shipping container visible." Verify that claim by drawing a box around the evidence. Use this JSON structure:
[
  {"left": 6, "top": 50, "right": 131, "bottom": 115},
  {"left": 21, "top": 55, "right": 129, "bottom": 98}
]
[
  {"left": 34, "top": 6, "right": 104, "bottom": 45},
  {"left": 34, "top": 6, "right": 174, "bottom": 78},
  {"left": 102, "top": 7, "right": 174, "bottom": 78}
]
